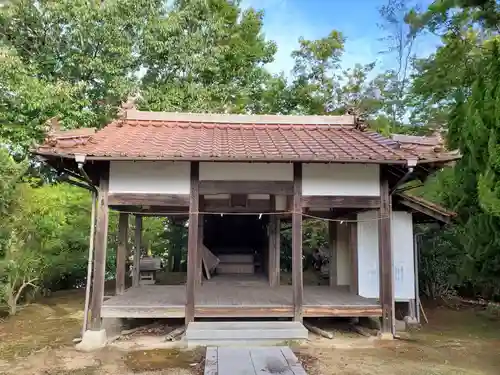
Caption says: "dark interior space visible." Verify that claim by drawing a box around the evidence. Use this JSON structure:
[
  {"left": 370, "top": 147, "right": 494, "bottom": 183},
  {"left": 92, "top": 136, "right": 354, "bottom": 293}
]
[{"left": 203, "top": 215, "right": 268, "bottom": 256}]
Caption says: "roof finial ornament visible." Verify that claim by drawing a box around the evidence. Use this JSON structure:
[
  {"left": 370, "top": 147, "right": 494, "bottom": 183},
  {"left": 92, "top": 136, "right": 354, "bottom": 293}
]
[
  {"left": 118, "top": 92, "right": 140, "bottom": 119},
  {"left": 346, "top": 107, "right": 368, "bottom": 131},
  {"left": 45, "top": 116, "right": 61, "bottom": 136}
]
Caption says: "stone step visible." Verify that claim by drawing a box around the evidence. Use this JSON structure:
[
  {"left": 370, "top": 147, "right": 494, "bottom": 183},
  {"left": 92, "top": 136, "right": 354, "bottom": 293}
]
[
  {"left": 185, "top": 321, "right": 308, "bottom": 347},
  {"left": 218, "top": 254, "right": 254, "bottom": 264},
  {"left": 216, "top": 262, "right": 254, "bottom": 274}
]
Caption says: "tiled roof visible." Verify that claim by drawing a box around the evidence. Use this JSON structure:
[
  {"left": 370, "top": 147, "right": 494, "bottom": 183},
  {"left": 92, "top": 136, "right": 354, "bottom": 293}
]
[
  {"left": 391, "top": 133, "right": 460, "bottom": 163},
  {"left": 35, "top": 111, "right": 460, "bottom": 164}
]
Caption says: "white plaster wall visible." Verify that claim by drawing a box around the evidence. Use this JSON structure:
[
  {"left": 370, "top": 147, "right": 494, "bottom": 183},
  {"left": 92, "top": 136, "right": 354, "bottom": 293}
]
[
  {"left": 199, "top": 162, "right": 293, "bottom": 181},
  {"left": 109, "top": 161, "right": 190, "bottom": 194},
  {"left": 302, "top": 163, "right": 380, "bottom": 196},
  {"left": 357, "top": 210, "right": 380, "bottom": 298},
  {"left": 392, "top": 211, "right": 415, "bottom": 300},
  {"left": 336, "top": 223, "right": 351, "bottom": 286},
  {"left": 357, "top": 210, "right": 415, "bottom": 300}
]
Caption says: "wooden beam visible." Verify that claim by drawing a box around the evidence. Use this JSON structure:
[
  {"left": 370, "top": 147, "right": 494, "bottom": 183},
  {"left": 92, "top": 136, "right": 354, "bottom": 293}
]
[
  {"left": 112, "top": 206, "right": 189, "bottom": 215},
  {"left": 89, "top": 164, "right": 109, "bottom": 330},
  {"left": 199, "top": 180, "right": 293, "bottom": 195},
  {"left": 108, "top": 193, "right": 189, "bottom": 207},
  {"left": 379, "top": 170, "right": 394, "bottom": 336},
  {"left": 348, "top": 221, "right": 358, "bottom": 295},
  {"left": 328, "top": 221, "right": 337, "bottom": 287},
  {"left": 302, "top": 196, "right": 380, "bottom": 209},
  {"left": 292, "top": 163, "right": 303, "bottom": 322},
  {"left": 116, "top": 212, "right": 129, "bottom": 295},
  {"left": 203, "top": 198, "right": 271, "bottom": 213},
  {"left": 186, "top": 162, "right": 200, "bottom": 324},
  {"left": 133, "top": 215, "right": 142, "bottom": 287},
  {"left": 398, "top": 199, "right": 451, "bottom": 224}
]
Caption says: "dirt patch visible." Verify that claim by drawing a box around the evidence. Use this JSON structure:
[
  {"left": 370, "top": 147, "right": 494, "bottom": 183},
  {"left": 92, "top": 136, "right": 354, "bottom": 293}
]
[
  {"left": 124, "top": 348, "right": 204, "bottom": 374},
  {"left": 297, "top": 303, "right": 500, "bottom": 375},
  {"left": 0, "top": 290, "right": 84, "bottom": 361},
  {"left": 2, "top": 291, "right": 500, "bottom": 374}
]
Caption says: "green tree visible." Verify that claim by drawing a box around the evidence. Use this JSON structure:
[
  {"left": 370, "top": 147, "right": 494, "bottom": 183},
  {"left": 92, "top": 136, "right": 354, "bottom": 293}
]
[
  {"left": 409, "top": 0, "right": 500, "bottom": 299},
  {"left": 139, "top": 0, "right": 276, "bottom": 113},
  {"left": 0, "top": 0, "right": 163, "bottom": 150}
]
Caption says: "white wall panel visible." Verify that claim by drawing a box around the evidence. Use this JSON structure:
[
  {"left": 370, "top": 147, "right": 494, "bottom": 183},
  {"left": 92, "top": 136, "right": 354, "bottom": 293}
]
[
  {"left": 357, "top": 210, "right": 415, "bottom": 300},
  {"left": 109, "top": 161, "right": 190, "bottom": 194},
  {"left": 357, "top": 210, "right": 380, "bottom": 298},
  {"left": 302, "top": 163, "right": 380, "bottom": 196},
  {"left": 336, "top": 223, "right": 351, "bottom": 286},
  {"left": 199, "top": 162, "right": 293, "bottom": 181},
  {"left": 392, "top": 211, "right": 415, "bottom": 299}
]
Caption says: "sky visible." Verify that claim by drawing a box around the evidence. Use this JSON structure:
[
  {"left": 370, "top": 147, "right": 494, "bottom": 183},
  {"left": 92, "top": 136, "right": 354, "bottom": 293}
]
[{"left": 240, "top": 0, "right": 440, "bottom": 75}]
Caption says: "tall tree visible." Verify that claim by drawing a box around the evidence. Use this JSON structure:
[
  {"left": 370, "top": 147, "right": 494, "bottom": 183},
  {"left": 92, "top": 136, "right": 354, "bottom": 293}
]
[
  {"left": 139, "top": 0, "right": 277, "bottom": 113},
  {"left": 410, "top": 0, "right": 500, "bottom": 299},
  {"left": 289, "top": 31, "right": 345, "bottom": 115},
  {"left": 0, "top": 0, "right": 163, "bottom": 149}
]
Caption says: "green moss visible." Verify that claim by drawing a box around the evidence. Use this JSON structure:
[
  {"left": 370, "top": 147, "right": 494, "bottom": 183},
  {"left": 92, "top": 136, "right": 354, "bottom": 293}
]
[{"left": 124, "top": 348, "right": 203, "bottom": 372}]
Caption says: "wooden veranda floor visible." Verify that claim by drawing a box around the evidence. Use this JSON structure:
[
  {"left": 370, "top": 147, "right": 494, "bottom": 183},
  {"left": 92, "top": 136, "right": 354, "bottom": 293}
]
[{"left": 102, "top": 275, "right": 381, "bottom": 319}]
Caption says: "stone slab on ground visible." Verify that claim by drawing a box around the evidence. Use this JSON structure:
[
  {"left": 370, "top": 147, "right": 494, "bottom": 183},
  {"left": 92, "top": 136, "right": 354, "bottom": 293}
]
[
  {"left": 205, "top": 346, "right": 307, "bottom": 375},
  {"left": 186, "top": 321, "right": 308, "bottom": 347}
]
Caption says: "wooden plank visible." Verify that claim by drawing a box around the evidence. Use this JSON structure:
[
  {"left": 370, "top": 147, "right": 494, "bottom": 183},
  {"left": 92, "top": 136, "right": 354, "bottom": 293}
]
[
  {"left": 89, "top": 163, "right": 109, "bottom": 330},
  {"left": 217, "top": 347, "right": 255, "bottom": 375},
  {"left": 204, "top": 347, "right": 218, "bottom": 375},
  {"left": 348, "top": 221, "right": 358, "bottom": 295},
  {"left": 186, "top": 161, "right": 200, "bottom": 324},
  {"left": 108, "top": 193, "right": 189, "bottom": 206},
  {"left": 116, "top": 212, "right": 128, "bottom": 295},
  {"left": 303, "top": 306, "right": 382, "bottom": 317},
  {"left": 379, "top": 169, "right": 394, "bottom": 335},
  {"left": 280, "top": 347, "right": 308, "bottom": 375},
  {"left": 195, "top": 306, "right": 293, "bottom": 318},
  {"left": 292, "top": 163, "right": 303, "bottom": 322},
  {"left": 133, "top": 215, "right": 142, "bottom": 287},
  {"left": 302, "top": 195, "right": 380, "bottom": 208},
  {"left": 328, "top": 221, "right": 337, "bottom": 287},
  {"left": 200, "top": 180, "right": 293, "bottom": 195},
  {"left": 249, "top": 347, "right": 294, "bottom": 375}
]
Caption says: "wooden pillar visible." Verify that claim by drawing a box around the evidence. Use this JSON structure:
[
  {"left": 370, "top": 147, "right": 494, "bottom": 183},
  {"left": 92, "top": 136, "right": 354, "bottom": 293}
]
[
  {"left": 116, "top": 212, "right": 129, "bottom": 295},
  {"left": 89, "top": 165, "right": 109, "bottom": 331},
  {"left": 268, "top": 196, "right": 280, "bottom": 287},
  {"left": 186, "top": 162, "right": 200, "bottom": 324},
  {"left": 292, "top": 163, "right": 303, "bottom": 322},
  {"left": 197, "top": 212, "right": 204, "bottom": 285},
  {"left": 379, "top": 170, "right": 394, "bottom": 336},
  {"left": 328, "top": 221, "right": 337, "bottom": 287},
  {"left": 267, "top": 216, "right": 281, "bottom": 287},
  {"left": 348, "top": 221, "right": 358, "bottom": 294},
  {"left": 133, "top": 215, "right": 142, "bottom": 287},
  {"left": 275, "top": 216, "right": 281, "bottom": 285}
]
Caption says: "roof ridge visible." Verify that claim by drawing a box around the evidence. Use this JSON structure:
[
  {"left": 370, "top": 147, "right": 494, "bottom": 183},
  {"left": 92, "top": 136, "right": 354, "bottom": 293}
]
[{"left": 125, "top": 110, "right": 356, "bottom": 126}]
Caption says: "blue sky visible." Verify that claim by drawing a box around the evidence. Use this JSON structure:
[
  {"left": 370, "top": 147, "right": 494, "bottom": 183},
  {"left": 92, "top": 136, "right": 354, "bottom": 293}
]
[{"left": 240, "top": 0, "right": 440, "bottom": 75}]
